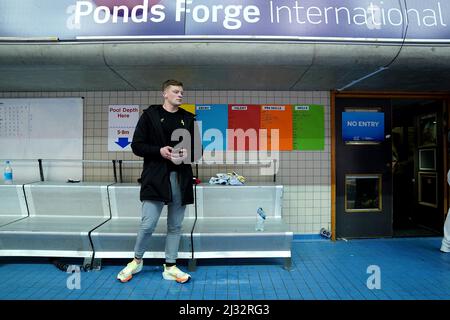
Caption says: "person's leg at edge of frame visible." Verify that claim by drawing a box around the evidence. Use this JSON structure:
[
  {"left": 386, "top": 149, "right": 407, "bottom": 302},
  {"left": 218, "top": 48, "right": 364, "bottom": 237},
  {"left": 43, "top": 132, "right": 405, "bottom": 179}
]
[
  {"left": 117, "top": 200, "right": 164, "bottom": 282},
  {"left": 162, "top": 171, "right": 191, "bottom": 283},
  {"left": 441, "top": 208, "right": 450, "bottom": 253}
]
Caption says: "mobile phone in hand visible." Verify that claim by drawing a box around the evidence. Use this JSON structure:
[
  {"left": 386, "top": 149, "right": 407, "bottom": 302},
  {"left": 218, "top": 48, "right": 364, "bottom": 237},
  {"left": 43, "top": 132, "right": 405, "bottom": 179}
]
[{"left": 172, "top": 148, "right": 183, "bottom": 156}]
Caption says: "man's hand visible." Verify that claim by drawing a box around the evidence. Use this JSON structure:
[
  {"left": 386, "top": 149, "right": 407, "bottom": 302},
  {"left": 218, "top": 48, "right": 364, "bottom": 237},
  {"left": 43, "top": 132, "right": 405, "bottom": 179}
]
[
  {"left": 170, "top": 148, "right": 188, "bottom": 165},
  {"left": 160, "top": 146, "right": 173, "bottom": 160},
  {"left": 160, "top": 146, "right": 188, "bottom": 165}
]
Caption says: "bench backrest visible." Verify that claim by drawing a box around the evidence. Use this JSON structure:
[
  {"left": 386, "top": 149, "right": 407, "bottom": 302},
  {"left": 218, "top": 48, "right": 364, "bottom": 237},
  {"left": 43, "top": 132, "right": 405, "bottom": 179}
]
[
  {"left": 0, "top": 183, "right": 29, "bottom": 217},
  {"left": 108, "top": 183, "right": 195, "bottom": 219},
  {"left": 195, "top": 184, "right": 283, "bottom": 219},
  {"left": 24, "top": 182, "right": 111, "bottom": 218}
]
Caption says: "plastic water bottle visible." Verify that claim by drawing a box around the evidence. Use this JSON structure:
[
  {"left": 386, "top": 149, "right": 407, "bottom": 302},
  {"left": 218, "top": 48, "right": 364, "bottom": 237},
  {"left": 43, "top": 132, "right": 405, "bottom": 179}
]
[
  {"left": 255, "top": 207, "right": 266, "bottom": 231},
  {"left": 3, "top": 160, "right": 13, "bottom": 184}
]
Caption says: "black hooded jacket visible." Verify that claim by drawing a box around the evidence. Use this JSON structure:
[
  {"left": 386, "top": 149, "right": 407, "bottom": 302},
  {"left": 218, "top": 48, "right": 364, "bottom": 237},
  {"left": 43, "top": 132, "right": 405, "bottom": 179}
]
[{"left": 131, "top": 105, "right": 199, "bottom": 205}]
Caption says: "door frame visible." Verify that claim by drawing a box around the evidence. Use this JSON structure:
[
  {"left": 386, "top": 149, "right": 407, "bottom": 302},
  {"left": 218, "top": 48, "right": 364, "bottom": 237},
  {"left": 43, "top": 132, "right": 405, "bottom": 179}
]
[{"left": 331, "top": 91, "right": 450, "bottom": 241}]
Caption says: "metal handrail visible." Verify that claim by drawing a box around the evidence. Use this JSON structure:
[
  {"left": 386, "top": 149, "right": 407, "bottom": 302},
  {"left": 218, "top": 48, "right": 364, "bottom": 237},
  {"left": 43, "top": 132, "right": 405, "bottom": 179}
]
[
  {"left": 0, "top": 159, "right": 117, "bottom": 182},
  {"left": 1, "top": 158, "right": 277, "bottom": 182}
]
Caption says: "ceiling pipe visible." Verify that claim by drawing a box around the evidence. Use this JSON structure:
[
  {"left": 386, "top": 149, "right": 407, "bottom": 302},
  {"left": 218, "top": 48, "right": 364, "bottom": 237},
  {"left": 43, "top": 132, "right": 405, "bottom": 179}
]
[{"left": 336, "top": 66, "right": 389, "bottom": 91}]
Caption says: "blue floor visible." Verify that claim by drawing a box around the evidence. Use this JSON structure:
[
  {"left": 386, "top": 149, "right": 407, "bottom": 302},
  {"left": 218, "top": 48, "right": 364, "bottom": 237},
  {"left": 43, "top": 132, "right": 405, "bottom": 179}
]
[{"left": 1, "top": 237, "right": 450, "bottom": 300}]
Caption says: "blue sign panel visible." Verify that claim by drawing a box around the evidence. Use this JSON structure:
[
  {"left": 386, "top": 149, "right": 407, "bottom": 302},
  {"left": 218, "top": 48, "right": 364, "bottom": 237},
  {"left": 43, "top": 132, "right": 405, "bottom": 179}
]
[
  {"left": 195, "top": 104, "right": 228, "bottom": 151},
  {"left": 342, "top": 112, "right": 384, "bottom": 142},
  {"left": 0, "top": 0, "right": 449, "bottom": 42}
]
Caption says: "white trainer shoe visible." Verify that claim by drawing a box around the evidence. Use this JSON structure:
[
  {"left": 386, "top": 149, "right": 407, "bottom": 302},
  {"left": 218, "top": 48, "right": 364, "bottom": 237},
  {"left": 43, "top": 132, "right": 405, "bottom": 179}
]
[
  {"left": 117, "top": 260, "right": 143, "bottom": 283},
  {"left": 162, "top": 264, "right": 191, "bottom": 283}
]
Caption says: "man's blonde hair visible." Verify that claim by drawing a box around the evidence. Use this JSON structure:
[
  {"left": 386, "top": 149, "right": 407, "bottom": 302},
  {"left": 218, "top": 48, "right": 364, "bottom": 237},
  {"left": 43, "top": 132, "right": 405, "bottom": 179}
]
[{"left": 162, "top": 79, "right": 183, "bottom": 92}]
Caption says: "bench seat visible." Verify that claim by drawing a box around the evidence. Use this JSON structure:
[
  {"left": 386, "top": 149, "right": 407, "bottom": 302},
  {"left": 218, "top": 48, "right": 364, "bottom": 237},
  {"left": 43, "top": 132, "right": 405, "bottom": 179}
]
[
  {"left": 0, "top": 216, "right": 28, "bottom": 228},
  {"left": 91, "top": 217, "right": 195, "bottom": 259},
  {"left": 192, "top": 183, "right": 293, "bottom": 266},
  {"left": 0, "top": 182, "right": 30, "bottom": 227},
  {"left": 192, "top": 217, "right": 292, "bottom": 258},
  {"left": 0, "top": 216, "right": 108, "bottom": 257},
  {"left": 90, "top": 183, "right": 195, "bottom": 259},
  {"left": 0, "top": 181, "right": 112, "bottom": 258}
]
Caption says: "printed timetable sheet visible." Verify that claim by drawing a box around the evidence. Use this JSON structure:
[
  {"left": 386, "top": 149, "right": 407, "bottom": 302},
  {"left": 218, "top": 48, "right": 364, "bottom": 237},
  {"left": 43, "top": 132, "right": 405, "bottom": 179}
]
[{"left": 0, "top": 98, "right": 83, "bottom": 181}]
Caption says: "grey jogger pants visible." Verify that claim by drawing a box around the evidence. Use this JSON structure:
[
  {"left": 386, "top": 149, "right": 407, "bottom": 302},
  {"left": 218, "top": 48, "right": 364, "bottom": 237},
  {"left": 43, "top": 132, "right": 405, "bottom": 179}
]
[{"left": 133, "top": 172, "right": 186, "bottom": 263}]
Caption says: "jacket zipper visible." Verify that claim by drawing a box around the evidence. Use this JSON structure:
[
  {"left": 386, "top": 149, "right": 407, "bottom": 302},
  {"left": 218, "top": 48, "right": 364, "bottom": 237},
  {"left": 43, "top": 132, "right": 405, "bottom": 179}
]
[
  {"left": 168, "top": 166, "right": 173, "bottom": 203},
  {"left": 147, "top": 107, "right": 173, "bottom": 204}
]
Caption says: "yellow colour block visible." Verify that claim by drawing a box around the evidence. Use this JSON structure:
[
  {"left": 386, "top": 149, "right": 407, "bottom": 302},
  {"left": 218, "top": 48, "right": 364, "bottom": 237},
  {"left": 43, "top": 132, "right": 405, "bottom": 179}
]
[{"left": 180, "top": 104, "right": 196, "bottom": 115}]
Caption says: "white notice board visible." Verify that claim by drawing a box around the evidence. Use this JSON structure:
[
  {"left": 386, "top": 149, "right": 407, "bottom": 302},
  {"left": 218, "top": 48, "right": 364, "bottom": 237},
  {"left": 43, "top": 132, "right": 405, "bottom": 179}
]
[{"left": 0, "top": 98, "right": 83, "bottom": 181}]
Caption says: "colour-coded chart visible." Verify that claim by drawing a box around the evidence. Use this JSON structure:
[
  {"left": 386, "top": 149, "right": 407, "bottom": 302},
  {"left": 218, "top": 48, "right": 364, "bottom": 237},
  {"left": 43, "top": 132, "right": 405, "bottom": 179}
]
[
  {"left": 195, "top": 104, "right": 228, "bottom": 151},
  {"left": 147, "top": 103, "right": 324, "bottom": 151},
  {"left": 293, "top": 104, "right": 324, "bottom": 150},
  {"left": 260, "top": 105, "right": 293, "bottom": 151},
  {"left": 228, "top": 105, "right": 260, "bottom": 151}
]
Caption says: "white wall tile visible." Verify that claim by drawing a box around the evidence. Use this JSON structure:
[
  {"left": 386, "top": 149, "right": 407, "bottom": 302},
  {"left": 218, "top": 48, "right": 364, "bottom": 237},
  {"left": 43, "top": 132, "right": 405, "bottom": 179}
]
[{"left": 0, "top": 90, "right": 331, "bottom": 234}]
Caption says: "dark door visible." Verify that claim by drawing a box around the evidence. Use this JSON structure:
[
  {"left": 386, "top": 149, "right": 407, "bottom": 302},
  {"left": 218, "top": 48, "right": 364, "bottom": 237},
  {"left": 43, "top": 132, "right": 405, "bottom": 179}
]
[
  {"left": 413, "top": 102, "right": 444, "bottom": 233},
  {"left": 335, "top": 98, "right": 392, "bottom": 238}
]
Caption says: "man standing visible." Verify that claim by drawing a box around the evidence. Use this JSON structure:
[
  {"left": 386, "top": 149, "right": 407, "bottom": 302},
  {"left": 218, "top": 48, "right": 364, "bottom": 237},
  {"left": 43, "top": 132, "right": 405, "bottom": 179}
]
[{"left": 117, "top": 79, "right": 198, "bottom": 283}]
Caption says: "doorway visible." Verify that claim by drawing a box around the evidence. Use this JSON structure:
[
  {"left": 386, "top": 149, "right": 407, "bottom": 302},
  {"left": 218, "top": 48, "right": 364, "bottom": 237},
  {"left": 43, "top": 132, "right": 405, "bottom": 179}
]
[
  {"left": 333, "top": 94, "right": 448, "bottom": 239},
  {"left": 392, "top": 99, "right": 444, "bottom": 237}
]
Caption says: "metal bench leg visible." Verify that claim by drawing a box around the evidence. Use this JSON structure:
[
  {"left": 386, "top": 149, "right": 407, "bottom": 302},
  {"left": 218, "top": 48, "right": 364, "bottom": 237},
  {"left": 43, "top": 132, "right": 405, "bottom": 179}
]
[
  {"left": 283, "top": 257, "right": 292, "bottom": 271},
  {"left": 91, "top": 258, "right": 102, "bottom": 271},
  {"left": 84, "top": 257, "right": 102, "bottom": 271},
  {"left": 188, "top": 259, "right": 197, "bottom": 272}
]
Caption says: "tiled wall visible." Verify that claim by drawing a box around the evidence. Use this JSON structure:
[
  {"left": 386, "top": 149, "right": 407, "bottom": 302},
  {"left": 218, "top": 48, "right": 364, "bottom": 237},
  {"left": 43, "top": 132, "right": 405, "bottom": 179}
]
[{"left": 0, "top": 90, "right": 331, "bottom": 234}]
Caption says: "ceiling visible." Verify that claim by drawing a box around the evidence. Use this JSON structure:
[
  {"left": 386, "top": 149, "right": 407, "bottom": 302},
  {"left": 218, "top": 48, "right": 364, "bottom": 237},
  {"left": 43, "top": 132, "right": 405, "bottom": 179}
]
[{"left": 0, "top": 40, "right": 450, "bottom": 92}]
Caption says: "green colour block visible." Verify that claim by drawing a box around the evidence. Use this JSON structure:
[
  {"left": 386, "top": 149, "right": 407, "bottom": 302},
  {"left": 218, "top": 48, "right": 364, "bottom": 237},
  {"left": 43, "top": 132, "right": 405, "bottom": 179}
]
[{"left": 293, "top": 104, "right": 325, "bottom": 150}]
